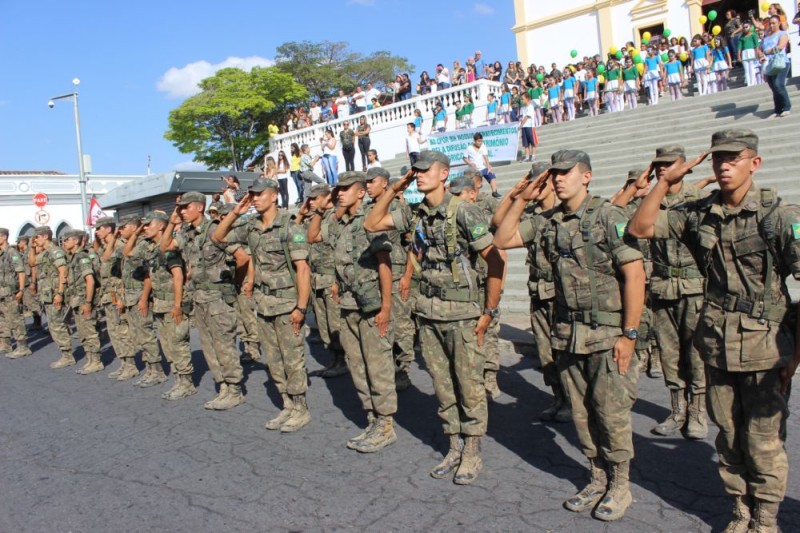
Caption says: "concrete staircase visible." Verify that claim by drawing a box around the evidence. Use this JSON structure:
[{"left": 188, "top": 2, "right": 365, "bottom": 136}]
[{"left": 379, "top": 75, "right": 800, "bottom": 315}]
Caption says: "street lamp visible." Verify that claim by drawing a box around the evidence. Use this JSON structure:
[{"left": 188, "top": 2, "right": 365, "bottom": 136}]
[{"left": 49, "top": 78, "right": 88, "bottom": 230}]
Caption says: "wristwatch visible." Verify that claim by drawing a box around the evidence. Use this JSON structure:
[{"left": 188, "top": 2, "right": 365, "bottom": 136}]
[
  {"left": 483, "top": 307, "right": 500, "bottom": 319},
  {"left": 622, "top": 328, "right": 639, "bottom": 340},
  {"left": 294, "top": 306, "right": 308, "bottom": 316}
]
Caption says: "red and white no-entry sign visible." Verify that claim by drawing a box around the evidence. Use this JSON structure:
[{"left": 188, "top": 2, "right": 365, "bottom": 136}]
[{"left": 33, "top": 192, "right": 48, "bottom": 208}]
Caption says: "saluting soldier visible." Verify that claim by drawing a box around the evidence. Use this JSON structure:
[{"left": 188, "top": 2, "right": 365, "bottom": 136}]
[{"left": 0, "top": 228, "right": 30, "bottom": 358}]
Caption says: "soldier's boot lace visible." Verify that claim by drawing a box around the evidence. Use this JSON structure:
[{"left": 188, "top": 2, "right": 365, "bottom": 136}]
[
  {"left": 593, "top": 460, "right": 632, "bottom": 521},
  {"left": 281, "top": 393, "right": 311, "bottom": 432},
  {"left": 353, "top": 415, "right": 397, "bottom": 453},
  {"left": 723, "top": 495, "right": 752, "bottom": 533},
  {"left": 541, "top": 384, "right": 571, "bottom": 422},
  {"left": 50, "top": 351, "right": 76, "bottom": 369},
  {"left": 653, "top": 388, "right": 688, "bottom": 436},
  {"left": 211, "top": 383, "right": 245, "bottom": 410},
  {"left": 7, "top": 342, "right": 33, "bottom": 359},
  {"left": 484, "top": 370, "right": 502, "bottom": 400},
  {"left": 453, "top": 435, "right": 483, "bottom": 485},
  {"left": 648, "top": 345, "right": 663, "bottom": 378},
  {"left": 137, "top": 363, "right": 167, "bottom": 388},
  {"left": 347, "top": 411, "right": 376, "bottom": 449},
  {"left": 204, "top": 382, "right": 229, "bottom": 410},
  {"left": 395, "top": 368, "right": 412, "bottom": 392},
  {"left": 685, "top": 392, "right": 709, "bottom": 440},
  {"left": 564, "top": 457, "right": 608, "bottom": 512},
  {"left": 162, "top": 374, "right": 197, "bottom": 401},
  {"left": 430, "top": 434, "right": 463, "bottom": 479},
  {"left": 116, "top": 358, "right": 139, "bottom": 381},
  {"left": 321, "top": 351, "right": 349, "bottom": 378},
  {"left": 132, "top": 363, "right": 152, "bottom": 386},
  {"left": 265, "top": 394, "right": 294, "bottom": 430},
  {"left": 749, "top": 499, "right": 779, "bottom": 533},
  {"left": 77, "top": 352, "right": 104, "bottom": 375}
]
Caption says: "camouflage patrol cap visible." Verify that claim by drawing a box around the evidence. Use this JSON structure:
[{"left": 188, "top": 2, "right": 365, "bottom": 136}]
[
  {"left": 218, "top": 203, "right": 237, "bottom": 216},
  {"left": 94, "top": 216, "right": 116, "bottom": 229},
  {"left": 307, "top": 184, "right": 332, "bottom": 198},
  {"left": 62, "top": 229, "right": 85, "bottom": 240},
  {"left": 461, "top": 168, "right": 481, "bottom": 181},
  {"left": 412, "top": 150, "right": 451, "bottom": 170},
  {"left": 366, "top": 167, "right": 391, "bottom": 180},
  {"left": 529, "top": 161, "right": 551, "bottom": 178},
  {"left": 336, "top": 171, "right": 368, "bottom": 187},
  {"left": 549, "top": 149, "right": 592, "bottom": 171},
  {"left": 448, "top": 176, "right": 476, "bottom": 195},
  {"left": 0, "top": 228, "right": 8, "bottom": 237},
  {"left": 119, "top": 215, "right": 142, "bottom": 227},
  {"left": 626, "top": 168, "right": 648, "bottom": 182},
  {"left": 652, "top": 145, "right": 686, "bottom": 164},
  {"left": 176, "top": 191, "right": 207, "bottom": 206},
  {"left": 709, "top": 129, "right": 759, "bottom": 153},
  {"left": 249, "top": 177, "right": 279, "bottom": 193},
  {"left": 143, "top": 210, "right": 170, "bottom": 225},
  {"left": 34, "top": 226, "right": 52, "bottom": 236}
]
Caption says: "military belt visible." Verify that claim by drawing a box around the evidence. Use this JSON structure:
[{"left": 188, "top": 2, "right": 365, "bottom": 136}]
[
  {"left": 153, "top": 291, "right": 174, "bottom": 301},
  {"left": 705, "top": 287, "right": 787, "bottom": 323},
  {"left": 418, "top": 281, "right": 475, "bottom": 303},
  {"left": 195, "top": 281, "right": 234, "bottom": 292},
  {"left": 255, "top": 282, "right": 297, "bottom": 299},
  {"left": 652, "top": 262, "right": 703, "bottom": 279},
  {"left": 421, "top": 261, "right": 450, "bottom": 271},
  {"left": 528, "top": 266, "right": 553, "bottom": 283},
  {"left": 123, "top": 280, "right": 144, "bottom": 290},
  {"left": 556, "top": 305, "right": 622, "bottom": 328}
]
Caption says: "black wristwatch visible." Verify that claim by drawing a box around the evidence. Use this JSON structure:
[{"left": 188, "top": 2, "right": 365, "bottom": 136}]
[
  {"left": 623, "top": 328, "right": 639, "bottom": 340},
  {"left": 294, "top": 306, "right": 307, "bottom": 316},
  {"left": 483, "top": 306, "right": 500, "bottom": 319}
]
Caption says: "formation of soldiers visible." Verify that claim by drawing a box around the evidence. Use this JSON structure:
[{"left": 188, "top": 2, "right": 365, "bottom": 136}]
[{"left": 0, "top": 127, "right": 796, "bottom": 531}]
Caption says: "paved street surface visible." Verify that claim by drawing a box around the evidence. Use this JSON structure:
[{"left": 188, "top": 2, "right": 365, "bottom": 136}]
[{"left": 1, "top": 317, "right": 799, "bottom": 532}]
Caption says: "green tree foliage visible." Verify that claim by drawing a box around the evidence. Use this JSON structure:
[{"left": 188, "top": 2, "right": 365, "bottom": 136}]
[
  {"left": 275, "top": 41, "right": 414, "bottom": 100},
  {"left": 165, "top": 66, "right": 306, "bottom": 170}
]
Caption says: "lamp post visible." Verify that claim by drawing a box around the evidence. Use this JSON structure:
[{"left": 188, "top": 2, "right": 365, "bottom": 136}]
[{"left": 48, "top": 78, "right": 88, "bottom": 230}]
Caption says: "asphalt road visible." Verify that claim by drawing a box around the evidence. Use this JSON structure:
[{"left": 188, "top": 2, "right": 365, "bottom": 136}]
[{"left": 0, "top": 318, "right": 799, "bottom": 532}]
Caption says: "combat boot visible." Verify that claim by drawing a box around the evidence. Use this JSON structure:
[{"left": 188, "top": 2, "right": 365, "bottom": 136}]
[
  {"left": 749, "top": 499, "right": 779, "bottom": 533},
  {"left": 431, "top": 434, "right": 463, "bottom": 479},
  {"left": 76, "top": 352, "right": 104, "bottom": 375},
  {"left": 241, "top": 342, "right": 260, "bottom": 364},
  {"left": 162, "top": 374, "right": 197, "bottom": 401},
  {"left": 7, "top": 343, "right": 33, "bottom": 359},
  {"left": 281, "top": 394, "right": 311, "bottom": 432},
  {"left": 653, "top": 389, "right": 688, "bottom": 436},
  {"left": 132, "top": 363, "right": 153, "bottom": 386},
  {"left": 204, "top": 383, "right": 228, "bottom": 409},
  {"left": 321, "top": 351, "right": 349, "bottom": 378},
  {"left": 212, "top": 383, "right": 245, "bottom": 410},
  {"left": 347, "top": 411, "right": 376, "bottom": 449},
  {"left": 647, "top": 346, "right": 663, "bottom": 378},
  {"left": 722, "top": 495, "right": 752, "bottom": 533},
  {"left": 395, "top": 368, "right": 412, "bottom": 392},
  {"left": 107, "top": 358, "right": 125, "bottom": 379},
  {"left": 265, "top": 394, "right": 294, "bottom": 430},
  {"left": 30, "top": 314, "right": 42, "bottom": 330},
  {"left": 116, "top": 358, "right": 139, "bottom": 381},
  {"left": 685, "top": 392, "right": 708, "bottom": 440},
  {"left": 484, "top": 370, "right": 502, "bottom": 400},
  {"left": 50, "top": 352, "right": 76, "bottom": 369},
  {"left": 541, "top": 384, "right": 571, "bottom": 423},
  {"left": 564, "top": 457, "right": 608, "bottom": 512},
  {"left": 353, "top": 415, "right": 397, "bottom": 453},
  {"left": 593, "top": 461, "right": 632, "bottom": 521},
  {"left": 453, "top": 435, "right": 483, "bottom": 485},
  {"left": 137, "top": 363, "right": 168, "bottom": 388}
]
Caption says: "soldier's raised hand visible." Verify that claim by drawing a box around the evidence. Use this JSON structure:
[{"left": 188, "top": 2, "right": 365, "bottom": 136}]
[
  {"left": 661, "top": 152, "right": 709, "bottom": 185},
  {"left": 392, "top": 168, "right": 417, "bottom": 194},
  {"left": 169, "top": 207, "right": 182, "bottom": 226},
  {"left": 232, "top": 193, "right": 253, "bottom": 216},
  {"left": 634, "top": 164, "right": 654, "bottom": 190}
]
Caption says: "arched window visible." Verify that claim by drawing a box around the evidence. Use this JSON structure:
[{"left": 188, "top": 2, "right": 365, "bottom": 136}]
[
  {"left": 18, "top": 223, "right": 36, "bottom": 239},
  {"left": 55, "top": 222, "right": 72, "bottom": 243}
]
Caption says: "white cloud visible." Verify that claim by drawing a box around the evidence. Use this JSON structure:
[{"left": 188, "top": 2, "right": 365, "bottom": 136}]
[
  {"left": 473, "top": 2, "right": 494, "bottom": 15},
  {"left": 156, "top": 56, "right": 275, "bottom": 99},
  {"left": 348, "top": 0, "right": 375, "bottom": 5}
]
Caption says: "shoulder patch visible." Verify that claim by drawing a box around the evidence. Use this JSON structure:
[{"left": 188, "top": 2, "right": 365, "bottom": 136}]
[
  {"left": 81, "top": 258, "right": 91, "bottom": 264},
  {"left": 792, "top": 223, "right": 800, "bottom": 240},
  {"left": 615, "top": 222, "right": 627, "bottom": 238},
  {"left": 292, "top": 233, "right": 306, "bottom": 243},
  {"left": 53, "top": 250, "right": 65, "bottom": 258},
  {"left": 165, "top": 251, "right": 178, "bottom": 259},
  {"left": 11, "top": 255, "right": 21, "bottom": 261},
  {"left": 470, "top": 222, "right": 489, "bottom": 239}
]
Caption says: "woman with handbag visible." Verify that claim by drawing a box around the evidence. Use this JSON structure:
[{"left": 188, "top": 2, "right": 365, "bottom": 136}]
[{"left": 761, "top": 15, "right": 791, "bottom": 118}]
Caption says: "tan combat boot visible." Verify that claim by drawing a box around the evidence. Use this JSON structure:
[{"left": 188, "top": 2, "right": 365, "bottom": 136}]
[
  {"left": 280, "top": 394, "right": 311, "bottom": 432},
  {"left": 453, "top": 435, "right": 483, "bottom": 485},
  {"left": 116, "top": 358, "right": 139, "bottom": 381},
  {"left": 204, "top": 383, "right": 229, "bottom": 409},
  {"left": 7, "top": 343, "right": 33, "bottom": 359},
  {"left": 653, "top": 389, "right": 688, "bottom": 436},
  {"left": 564, "top": 457, "right": 608, "bottom": 512},
  {"left": 137, "top": 363, "right": 167, "bottom": 388},
  {"left": 212, "top": 383, "right": 245, "bottom": 410},
  {"left": 541, "top": 384, "right": 571, "bottom": 423},
  {"left": 431, "top": 434, "right": 463, "bottom": 479},
  {"left": 685, "top": 392, "right": 708, "bottom": 440},
  {"left": 593, "top": 461, "right": 632, "bottom": 521},
  {"left": 347, "top": 411, "right": 376, "bottom": 449},
  {"left": 648, "top": 346, "right": 663, "bottom": 378},
  {"left": 50, "top": 352, "right": 76, "bottom": 369},
  {"left": 76, "top": 352, "right": 104, "bottom": 375},
  {"left": 162, "top": 374, "right": 197, "bottom": 401},
  {"left": 722, "top": 495, "right": 752, "bottom": 533},
  {"left": 265, "top": 394, "right": 294, "bottom": 430},
  {"left": 132, "top": 363, "right": 153, "bottom": 386},
  {"left": 353, "top": 415, "right": 397, "bottom": 453},
  {"left": 749, "top": 499, "right": 779, "bottom": 533},
  {"left": 107, "top": 358, "right": 125, "bottom": 379},
  {"left": 484, "top": 370, "right": 502, "bottom": 400}
]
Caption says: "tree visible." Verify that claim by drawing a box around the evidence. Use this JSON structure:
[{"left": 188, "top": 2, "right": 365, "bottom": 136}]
[
  {"left": 275, "top": 40, "right": 414, "bottom": 100},
  {"left": 165, "top": 66, "right": 307, "bottom": 170}
]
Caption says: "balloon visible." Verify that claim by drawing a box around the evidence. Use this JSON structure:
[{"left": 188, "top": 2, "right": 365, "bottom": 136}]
[
  {"left": 679, "top": 52, "right": 688, "bottom": 62},
  {"left": 762, "top": 1, "right": 770, "bottom": 11},
  {"left": 663, "top": 28, "right": 672, "bottom": 38},
  {"left": 570, "top": 49, "right": 578, "bottom": 58},
  {"left": 610, "top": 46, "right": 618, "bottom": 54},
  {"left": 661, "top": 52, "right": 669, "bottom": 62},
  {"left": 712, "top": 25, "right": 722, "bottom": 36},
  {"left": 598, "top": 74, "right": 605, "bottom": 84},
  {"left": 536, "top": 72, "right": 544, "bottom": 82},
  {"left": 596, "top": 64, "right": 606, "bottom": 74},
  {"left": 642, "top": 31, "right": 652, "bottom": 41},
  {"left": 634, "top": 54, "right": 644, "bottom": 64},
  {"left": 636, "top": 63, "right": 645, "bottom": 75},
  {"left": 631, "top": 48, "right": 641, "bottom": 56},
  {"left": 700, "top": 15, "right": 708, "bottom": 24},
  {"left": 708, "top": 10, "right": 717, "bottom": 21},
  {"left": 642, "top": 39, "right": 649, "bottom": 45},
  {"left": 616, "top": 50, "right": 623, "bottom": 59}
]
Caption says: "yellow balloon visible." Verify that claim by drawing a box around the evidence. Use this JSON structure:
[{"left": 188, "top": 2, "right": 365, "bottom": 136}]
[
  {"left": 642, "top": 31, "right": 652, "bottom": 41},
  {"left": 610, "top": 46, "right": 618, "bottom": 55},
  {"left": 631, "top": 48, "right": 641, "bottom": 56},
  {"left": 700, "top": 15, "right": 708, "bottom": 24},
  {"left": 679, "top": 52, "right": 688, "bottom": 61},
  {"left": 636, "top": 63, "right": 645, "bottom": 75},
  {"left": 712, "top": 25, "right": 722, "bottom": 36},
  {"left": 761, "top": 2, "right": 770, "bottom": 11},
  {"left": 598, "top": 74, "right": 605, "bottom": 84}
]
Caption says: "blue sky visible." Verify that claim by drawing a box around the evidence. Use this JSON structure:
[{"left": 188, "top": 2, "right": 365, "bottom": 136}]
[{"left": 1, "top": 0, "right": 516, "bottom": 176}]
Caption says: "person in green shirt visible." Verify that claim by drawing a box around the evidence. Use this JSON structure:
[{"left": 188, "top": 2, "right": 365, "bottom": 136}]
[
  {"left": 621, "top": 58, "right": 641, "bottom": 110},
  {"left": 605, "top": 58, "right": 623, "bottom": 113},
  {"left": 738, "top": 21, "right": 762, "bottom": 86}
]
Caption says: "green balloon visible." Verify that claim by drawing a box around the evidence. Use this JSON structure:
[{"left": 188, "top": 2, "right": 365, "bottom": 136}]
[
  {"left": 661, "top": 52, "right": 669, "bottom": 62},
  {"left": 634, "top": 55, "right": 644, "bottom": 64},
  {"left": 663, "top": 28, "right": 672, "bottom": 38},
  {"left": 616, "top": 50, "right": 623, "bottom": 59},
  {"left": 570, "top": 49, "right": 578, "bottom": 58},
  {"left": 596, "top": 64, "right": 606, "bottom": 74},
  {"left": 708, "top": 10, "right": 717, "bottom": 21},
  {"left": 536, "top": 72, "right": 544, "bottom": 82},
  {"left": 642, "top": 38, "right": 649, "bottom": 45}
]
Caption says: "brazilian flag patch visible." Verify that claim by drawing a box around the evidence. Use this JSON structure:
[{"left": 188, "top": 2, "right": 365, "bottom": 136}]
[
  {"left": 11, "top": 255, "right": 20, "bottom": 261},
  {"left": 292, "top": 233, "right": 306, "bottom": 243},
  {"left": 81, "top": 258, "right": 91, "bottom": 264},
  {"left": 615, "top": 222, "right": 627, "bottom": 238},
  {"left": 792, "top": 223, "right": 800, "bottom": 240},
  {"left": 470, "top": 222, "right": 488, "bottom": 239}
]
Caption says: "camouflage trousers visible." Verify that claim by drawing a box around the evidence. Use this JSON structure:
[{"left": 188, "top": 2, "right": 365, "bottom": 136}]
[
  {"left": 43, "top": 303, "right": 72, "bottom": 355},
  {"left": 235, "top": 292, "right": 260, "bottom": 346},
  {"left": 22, "top": 287, "right": 40, "bottom": 318},
  {"left": 530, "top": 297, "right": 557, "bottom": 385},
  {"left": 651, "top": 296, "right": 706, "bottom": 394},
  {"left": 312, "top": 286, "right": 342, "bottom": 352},
  {"left": 482, "top": 318, "right": 500, "bottom": 373},
  {"left": 707, "top": 365, "right": 788, "bottom": 502},
  {"left": 339, "top": 309, "right": 397, "bottom": 416},
  {"left": 0, "top": 297, "right": 27, "bottom": 348},
  {"left": 256, "top": 311, "right": 308, "bottom": 396},
  {"left": 558, "top": 349, "right": 639, "bottom": 463},
  {"left": 418, "top": 317, "right": 488, "bottom": 436},
  {"left": 191, "top": 298, "right": 243, "bottom": 385},
  {"left": 392, "top": 279, "right": 416, "bottom": 372},
  {"left": 154, "top": 311, "right": 193, "bottom": 376},
  {"left": 71, "top": 305, "right": 101, "bottom": 357},
  {"left": 102, "top": 302, "right": 135, "bottom": 360},
  {"left": 124, "top": 304, "right": 162, "bottom": 365}
]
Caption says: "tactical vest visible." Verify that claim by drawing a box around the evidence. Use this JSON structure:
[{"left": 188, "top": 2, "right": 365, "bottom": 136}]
[
  {"left": 524, "top": 210, "right": 555, "bottom": 298},
  {"left": 38, "top": 245, "right": 65, "bottom": 303},
  {"left": 122, "top": 240, "right": 154, "bottom": 292},
  {"left": 0, "top": 247, "right": 22, "bottom": 297},
  {"left": 248, "top": 211, "right": 298, "bottom": 300},
  {"left": 337, "top": 210, "right": 383, "bottom": 313},
  {"left": 148, "top": 249, "right": 190, "bottom": 314},
  {"left": 650, "top": 185, "right": 706, "bottom": 288},
  {"left": 66, "top": 251, "right": 96, "bottom": 308},
  {"left": 189, "top": 218, "right": 237, "bottom": 303}
]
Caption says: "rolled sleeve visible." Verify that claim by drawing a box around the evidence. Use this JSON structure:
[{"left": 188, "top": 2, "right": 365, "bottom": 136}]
[
  {"left": 652, "top": 210, "right": 673, "bottom": 239},
  {"left": 288, "top": 225, "right": 309, "bottom": 261},
  {"left": 391, "top": 207, "right": 411, "bottom": 233},
  {"left": 459, "top": 202, "right": 493, "bottom": 253},
  {"left": 368, "top": 232, "right": 393, "bottom": 255},
  {"left": 518, "top": 217, "right": 541, "bottom": 246},
  {"left": 777, "top": 205, "right": 800, "bottom": 279},
  {"left": 604, "top": 207, "right": 643, "bottom": 266}
]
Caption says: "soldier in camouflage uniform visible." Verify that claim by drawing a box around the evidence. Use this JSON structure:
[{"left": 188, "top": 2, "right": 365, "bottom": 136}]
[
  {"left": 492, "top": 163, "right": 571, "bottom": 422},
  {"left": 310, "top": 171, "right": 398, "bottom": 452},
  {"left": 495, "top": 150, "right": 646, "bottom": 521},
  {"left": 32, "top": 226, "right": 74, "bottom": 368},
  {"left": 141, "top": 210, "right": 196, "bottom": 400},
  {"left": 161, "top": 191, "right": 246, "bottom": 411},
  {"left": 365, "top": 150, "right": 505, "bottom": 485},
  {"left": 366, "top": 167, "right": 416, "bottom": 391},
  {"left": 214, "top": 177, "right": 312, "bottom": 430},
  {"left": 61, "top": 229, "right": 103, "bottom": 374},
  {"left": 16, "top": 236, "right": 42, "bottom": 331},
  {"left": 0, "top": 228, "right": 30, "bottom": 358},
  {"left": 629, "top": 129, "right": 800, "bottom": 532}
]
